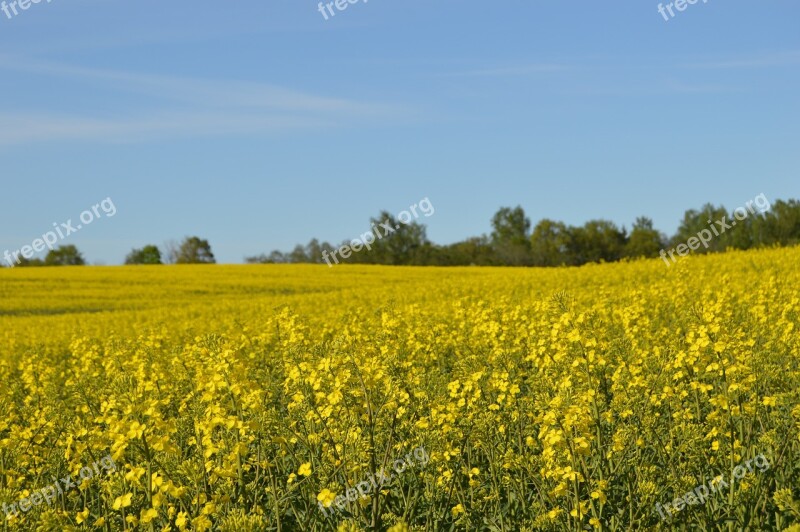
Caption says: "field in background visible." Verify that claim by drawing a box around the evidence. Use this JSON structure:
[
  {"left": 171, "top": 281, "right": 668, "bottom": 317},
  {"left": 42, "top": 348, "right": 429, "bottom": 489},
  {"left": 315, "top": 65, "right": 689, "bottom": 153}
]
[{"left": 1, "top": 248, "right": 799, "bottom": 530}]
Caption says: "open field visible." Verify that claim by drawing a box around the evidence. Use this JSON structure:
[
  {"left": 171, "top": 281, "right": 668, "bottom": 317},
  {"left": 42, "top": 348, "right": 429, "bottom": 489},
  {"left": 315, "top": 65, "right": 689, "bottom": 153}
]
[{"left": 1, "top": 247, "right": 799, "bottom": 531}]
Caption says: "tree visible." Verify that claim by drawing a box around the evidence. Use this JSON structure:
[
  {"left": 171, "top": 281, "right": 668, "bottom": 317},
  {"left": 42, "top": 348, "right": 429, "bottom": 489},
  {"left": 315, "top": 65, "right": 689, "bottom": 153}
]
[
  {"left": 491, "top": 206, "right": 531, "bottom": 245},
  {"left": 289, "top": 244, "right": 309, "bottom": 263},
  {"left": 305, "top": 239, "right": 336, "bottom": 264},
  {"left": 125, "top": 245, "right": 163, "bottom": 265},
  {"left": 625, "top": 217, "right": 664, "bottom": 258},
  {"left": 244, "top": 254, "right": 267, "bottom": 264},
  {"left": 491, "top": 206, "right": 532, "bottom": 265},
  {"left": 245, "top": 251, "right": 287, "bottom": 264},
  {"left": 530, "top": 219, "right": 573, "bottom": 266},
  {"left": 441, "top": 236, "right": 498, "bottom": 266},
  {"left": 571, "top": 220, "right": 626, "bottom": 264},
  {"left": 672, "top": 204, "right": 729, "bottom": 253},
  {"left": 15, "top": 257, "right": 45, "bottom": 267},
  {"left": 44, "top": 245, "right": 85, "bottom": 266},
  {"left": 388, "top": 215, "right": 430, "bottom": 265},
  {"left": 175, "top": 237, "right": 216, "bottom": 264},
  {"left": 759, "top": 199, "right": 800, "bottom": 246},
  {"left": 355, "top": 211, "right": 430, "bottom": 265},
  {"left": 163, "top": 240, "right": 179, "bottom": 264}
]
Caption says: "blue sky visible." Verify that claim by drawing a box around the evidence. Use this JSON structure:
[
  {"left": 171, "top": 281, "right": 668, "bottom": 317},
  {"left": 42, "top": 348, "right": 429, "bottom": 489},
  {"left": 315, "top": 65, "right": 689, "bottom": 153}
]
[{"left": 1, "top": 0, "right": 798, "bottom": 264}]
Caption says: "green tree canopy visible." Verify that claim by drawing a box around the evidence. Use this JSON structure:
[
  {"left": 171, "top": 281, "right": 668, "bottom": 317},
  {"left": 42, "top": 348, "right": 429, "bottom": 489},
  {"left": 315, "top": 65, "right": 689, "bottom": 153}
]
[
  {"left": 625, "top": 217, "right": 664, "bottom": 258},
  {"left": 571, "top": 220, "right": 626, "bottom": 264},
  {"left": 175, "top": 237, "right": 216, "bottom": 264},
  {"left": 15, "top": 257, "right": 45, "bottom": 267},
  {"left": 672, "top": 204, "right": 729, "bottom": 253},
  {"left": 760, "top": 199, "right": 800, "bottom": 246},
  {"left": 491, "top": 206, "right": 532, "bottom": 265},
  {"left": 530, "top": 219, "right": 572, "bottom": 266},
  {"left": 125, "top": 245, "right": 163, "bottom": 265},
  {"left": 44, "top": 245, "right": 85, "bottom": 266}
]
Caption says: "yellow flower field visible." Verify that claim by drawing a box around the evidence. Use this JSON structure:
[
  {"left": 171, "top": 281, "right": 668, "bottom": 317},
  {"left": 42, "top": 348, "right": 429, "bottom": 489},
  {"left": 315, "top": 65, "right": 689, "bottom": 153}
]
[{"left": 1, "top": 247, "right": 799, "bottom": 531}]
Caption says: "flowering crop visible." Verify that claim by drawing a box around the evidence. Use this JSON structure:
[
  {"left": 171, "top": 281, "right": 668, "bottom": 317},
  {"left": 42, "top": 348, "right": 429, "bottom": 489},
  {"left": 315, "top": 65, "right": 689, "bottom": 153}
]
[{"left": 0, "top": 247, "right": 799, "bottom": 530}]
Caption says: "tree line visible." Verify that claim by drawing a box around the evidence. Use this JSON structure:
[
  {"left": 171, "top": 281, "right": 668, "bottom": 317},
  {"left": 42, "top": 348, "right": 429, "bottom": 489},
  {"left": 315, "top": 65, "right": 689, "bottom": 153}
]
[
  {"left": 246, "top": 198, "right": 800, "bottom": 267},
  {"left": 4, "top": 198, "right": 798, "bottom": 267},
  {"left": 4, "top": 237, "right": 216, "bottom": 267}
]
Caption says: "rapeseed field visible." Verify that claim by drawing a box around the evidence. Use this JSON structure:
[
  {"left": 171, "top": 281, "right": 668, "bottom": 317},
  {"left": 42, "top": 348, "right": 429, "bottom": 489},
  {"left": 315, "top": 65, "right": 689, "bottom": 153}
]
[{"left": 1, "top": 247, "right": 799, "bottom": 531}]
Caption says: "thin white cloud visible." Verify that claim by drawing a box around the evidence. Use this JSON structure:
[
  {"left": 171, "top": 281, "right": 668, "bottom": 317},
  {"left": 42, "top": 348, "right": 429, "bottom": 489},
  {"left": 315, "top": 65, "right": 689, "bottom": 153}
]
[
  {"left": 661, "top": 80, "right": 743, "bottom": 94},
  {"left": 0, "top": 56, "right": 406, "bottom": 145},
  {"left": 559, "top": 80, "right": 742, "bottom": 97},
  {"left": 680, "top": 51, "right": 800, "bottom": 69},
  {"left": 442, "top": 64, "right": 569, "bottom": 77},
  {"left": 0, "top": 112, "right": 334, "bottom": 146}
]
